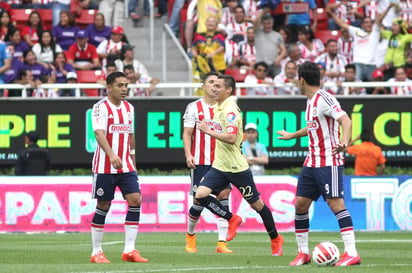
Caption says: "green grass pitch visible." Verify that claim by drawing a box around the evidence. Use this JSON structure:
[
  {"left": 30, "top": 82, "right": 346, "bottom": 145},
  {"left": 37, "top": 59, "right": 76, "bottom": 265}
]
[{"left": 0, "top": 231, "right": 410, "bottom": 273}]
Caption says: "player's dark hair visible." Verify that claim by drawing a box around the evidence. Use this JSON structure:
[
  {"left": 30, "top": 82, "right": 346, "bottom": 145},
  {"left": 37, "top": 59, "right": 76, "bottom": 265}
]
[
  {"left": 202, "top": 71, "right": 219, "bottom": 83},
  {"left": 218, "top": 74, "right": 236, "bottom": 95},
  {"left": 345, "top": 64, "right": 356, "bottom": 72},
  {"left": 326, "top": 39, "right": 337, "bottom": 46},
  {"left": 254, "top": 61, "right": 268, "bottom": 71},
  {"left": 298, "top": 61, "right": 320, "bottom": 86},
  {"left": 123, "top": 64, "right": 134, "bottom": 72},
  {"left": 234, "top": 4, "right": 245, "bottom": 13},
  {"left": 361, "top": 129, "right": 372, "bottom": 142},
  {"left": 106, "top": 71, "right": 126, "bottom": 85},
  {"left": 297, "top": 25, "right": 315, "bottom": 41}
]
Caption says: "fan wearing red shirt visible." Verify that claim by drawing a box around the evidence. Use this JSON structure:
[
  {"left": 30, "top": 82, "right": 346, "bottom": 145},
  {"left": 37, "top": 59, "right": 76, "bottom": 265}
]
[{"left": 66, "top": 30, "right": 100, "bottom": 70}]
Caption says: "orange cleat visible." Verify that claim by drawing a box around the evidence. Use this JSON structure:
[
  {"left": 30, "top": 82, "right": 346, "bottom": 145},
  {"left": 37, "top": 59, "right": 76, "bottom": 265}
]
[
  {"left": 289, "top": 252, "right": 311, "bottom": 266},
  {"left": 335, "top": 252, "right": 361, "bottom": 266},
  {"left": 216, "top": 241, "right": 233, "bottom": 253},
  {"left": 271, "top": 235, "right": 284, "bottom": 256},
  {"left": 185, "top": 233, "right": 197, "bottom": 253},
  {"left": 122, "top": 250, "right": 149, "bottom": 263},
  {"left": 90, "top": 252, "right": 110, "bottom": 263},
  {"left": 226, "top": 214, "right": 242, "bottom": 241}
]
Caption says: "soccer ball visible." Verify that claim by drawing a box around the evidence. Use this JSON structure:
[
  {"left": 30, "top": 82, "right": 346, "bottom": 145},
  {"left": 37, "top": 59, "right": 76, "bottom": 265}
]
[{"left": 312, "top": 241, "right": 340, "bottom": 266}]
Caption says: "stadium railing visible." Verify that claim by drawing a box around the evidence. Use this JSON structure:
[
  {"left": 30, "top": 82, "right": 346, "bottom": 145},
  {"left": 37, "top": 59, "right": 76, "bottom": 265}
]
[{"left": 1, "top": 81, "right": 412, "bottom": 97}]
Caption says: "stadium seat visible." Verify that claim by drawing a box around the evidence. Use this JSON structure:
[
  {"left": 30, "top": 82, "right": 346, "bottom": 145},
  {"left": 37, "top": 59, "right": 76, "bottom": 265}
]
[
  {"left": 76, "top": 70, "right": 102, "bottom": 96},
  {"left": 13, "top": 9, "right": 34, "bottom": 31},
  {"left": 310, "top": 8, "right": 329, "bottom": 30},
  {"left": 37, "top": 9, "right": 53, "bottom": 30},
  {"left": 315, "top": 30, "right": 341, "bottom": 45},
  {"left": 75, "top": 9, "right": 98, "bottom": 29},
  {"left": 225, "top": 68, "right": 251, "bottom": 82}
]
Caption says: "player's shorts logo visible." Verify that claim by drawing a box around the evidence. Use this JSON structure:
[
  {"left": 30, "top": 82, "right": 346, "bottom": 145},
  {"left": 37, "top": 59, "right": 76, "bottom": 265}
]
[{"left": 97, "top": 187, "right": 104, "bottom": 196}]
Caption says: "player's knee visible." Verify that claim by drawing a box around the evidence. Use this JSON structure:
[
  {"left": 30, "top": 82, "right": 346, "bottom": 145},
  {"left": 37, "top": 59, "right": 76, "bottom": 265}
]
[
  {"left": 250, "top": 198, "right": 264, "bottom": 211},
  {"left": 97, "top": 200, "right": 112, "bottom": 211}
]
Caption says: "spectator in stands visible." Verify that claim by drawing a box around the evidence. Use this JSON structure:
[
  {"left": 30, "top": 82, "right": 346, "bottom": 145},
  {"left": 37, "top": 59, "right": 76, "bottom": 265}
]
[
  {"left": 15, "top": 131, "right": 51, "bottom": 176},
  {"left": 274, "top": 60, "right": 299, "bottom": 95},
  {"left": 315, "top": 39, "right": 347, "bottom": 92},
  {"left": 52, "top": 11, "right": 80, "bottom": 51},
  {"left": 15, "top": 69, "right": 37, "bottom": 97},
  {"left": 99, "top": 0, "right": 125, "bottom": 27},
  {"left": 21, "top": 10, "right": 45, "bottom": 47},
  {"left": 253, "top": 8, "right": 286, "bottom": 78},
  {"left": 3, "top": 0, "right": 21, "bottom": 9},
  {"left": 280, "top": 43, "right": 306, "bottom": 74},
  {"left": 242, "top": 122, "right": 269, "bottom": 176},
  {"left": 0, "top": 9, "right": 15, "bottom": 42},
  {"left": 0, "top": 40, "right": 11, "bottom": 97},
  {"left": 399, "top": 0, "right": 412, "bottom": 27},
  {"left": 327, "top": 0, "right": 364, "bottom": 30},
  {"left": 85, "top": 13, "right": 112, "bottom": 48},
  {"left": 337, "top": 63, "right": 365, "bottom": 94},
  {"left": 52, "top": 51, "right": 76, "bottom": 84},
  {"left": 22, "top": 49, "right": 52, "bottom": 84},
  {"left": 287, "top": 0, "right": 317, "bottom": 43},
  {"left": 168, "top": 0, "right": 186, "bottom": 36},
  {"left": 221, "top": 0, "right": 237, "bottom": 26},
  {"left": 114, "top": 44, "right": 149, "bottom": 77},
  {"left": 52, "top": 0, "right": 70, "bottom": 27},
  {"left": 66, "top": 30, "right": 100, "bottom": 70},
  {"left": 316, "top": 61, "right": 335, "bottom": 94},
  {"left": 97, "top": 26, "right": 128, "bottom": 70},
  {"left": 224, "top": 31, "right": 240, "bottom": 69},
  {"left": 225, "top": 5, "right": 253, "bottom": 44},
  {"left": 337, "top": 27, "right": 354, "bottom": 64},
  {"left": 297, "top": 25, "right": 325, "bottom": 62},
  {"left": 388, "top": 66, "right": 412, "bottom": 95},
  {"left": 7, "top": 28, "right": 30, "bottom": 61},
  {"left": 124, "top": 64, "right": 160, "bottom": 97},
  {"left": 32, "top": 30, "right": 63, "bottom": 69},
  {"left": 57, "top": 71, "right": 78, "bottom": 97},
  {"left": 242, "top": 0, "right": 260, "bottom": 22},
  {"left": 71, "top": 0, "right": 99, "bottom": 15},
  {"left": 347, "top": 129, "right": 386, "bottom": 176},
  {"left": 368, "top": 68, "right": 390, "bottom": 94},
  {"left": 327, "top": 8, "right": 384, "bottom": 81},
  {"left": 28, "top": 0, "right": 54, "bottom": 9},
  {"left": 244, "top": 61, "right": 275, "bottom": 96},
  {"left": 191, "top": 16, "right": 226, "bottom": 74},
  {"left": 128, "top": 0, "right": 147, "bottom": 20},
  {"left": 33, "top": 75, "right": 59, "bottom": 98},
  {"left": 237, "top": 26, "right": 256, "bottom": 70},
  {"left": 380, "top": 15, "right": 412, "bottom": 79},
  {"left": 96, "top": 62, "right": 118, "bottom": 96},
  {"left": 278, "top": 26, "right": 294, "bottom": 50},
  {"left": 4, "top": 44, "right": 24, "bottom": 94}
]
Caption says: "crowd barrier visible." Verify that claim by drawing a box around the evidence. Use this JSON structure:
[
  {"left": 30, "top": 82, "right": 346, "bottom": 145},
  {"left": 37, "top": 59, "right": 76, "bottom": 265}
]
[{"left": 0, "top": 175, "right": 410, "bottom": 233}]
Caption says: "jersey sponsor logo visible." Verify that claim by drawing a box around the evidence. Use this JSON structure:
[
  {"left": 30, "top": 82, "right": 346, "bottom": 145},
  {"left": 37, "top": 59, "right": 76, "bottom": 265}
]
[
  {"left": 214, "top": 123, "right": 224, "bottom": 133},
  {"left": 109, "top": 124, "right": 131, "bottom": 133},
  {"left": 307, "top": 120, "right": 319, "bottom": 130},
  {"left": 226, "top": 112, "right": 236, "bottom": 122}
]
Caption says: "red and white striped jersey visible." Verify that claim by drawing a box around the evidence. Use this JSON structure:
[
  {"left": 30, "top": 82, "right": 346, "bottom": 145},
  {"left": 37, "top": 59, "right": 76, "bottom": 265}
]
[
  {"left": 92, "top": 98, "right": 135, "bottom": 174},
  {"left": 365, "top": 0, "right": 378, "bottom": 20},
  {"left": 238, "top": 41, "right": 256, "bottom": 63},
  {"left": 242, "top": 0, "right": 259, "bottom": 20},
  {"left": 225, "top": 21, "right": 253, "bottom": 43},
  {"left": 388, "top": 78, "right": 412, "bottom": 95},
  {"left": 221, "top": 7, "right": 235, "bottom": 26},
  {"left": 315, "top": 53, "right": 347, "bottom": 82},
  {"left": 304, "top": 89, "right": 346, "bottom": 167},
  {"left": 183, "top": 98, "right": 216, "bottom": 165},
  {"left": 298, "top": 39, "right": 325, "bottom": 62},
  {"left": 400, "top": 0, "right": 412, "bottom": 23},
  {"left": 338, "top": 36, "right": 354, "bottom": 64},
  {"left": 225, "top": 39, "right": 239, "bottom": 65}
]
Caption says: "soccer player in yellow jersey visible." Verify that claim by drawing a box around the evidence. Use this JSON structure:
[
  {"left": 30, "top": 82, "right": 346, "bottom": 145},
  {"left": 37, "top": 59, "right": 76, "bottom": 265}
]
[{"left": 195, "top": 74, "right": 284, "bottom": 256}]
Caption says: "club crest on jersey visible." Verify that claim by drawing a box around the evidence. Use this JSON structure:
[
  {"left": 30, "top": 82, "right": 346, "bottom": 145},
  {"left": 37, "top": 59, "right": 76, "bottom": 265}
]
[
  {"left": 109, "top": 124, "right": 130, "bottom": 133},
  {"left": 312, "top": 107, "right": 318, "bottom": 116},
  {"left": 307, "top": 120, "right": 319, "bottom": 130},
  {"left": 96, "top": 188, "right": 104, "bottom": 196},
  {"left": 226, "top": 112, "right": 236, "bottom": 122}
]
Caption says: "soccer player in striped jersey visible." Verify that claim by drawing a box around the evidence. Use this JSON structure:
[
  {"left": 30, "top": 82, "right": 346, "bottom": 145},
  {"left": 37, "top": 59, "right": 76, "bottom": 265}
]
[
  {"left": 277, "top": 61, "right": 361, "bottom": 266},
  {"left": 195, "top": 74, "right": 284, "bottom": 256},
  {"left": 183, "top": 71, "right": 233, "bottom": 254},
  {"left": 89, "top": 72, "right": 148, "bottom": 264}
]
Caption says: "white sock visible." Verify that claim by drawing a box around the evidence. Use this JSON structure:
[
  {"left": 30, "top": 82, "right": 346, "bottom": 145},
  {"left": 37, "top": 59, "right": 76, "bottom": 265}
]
[
  {"left": 187, "top": 216, "right": 200, "bottom": 235},
  {"left": 124, "top": 224, "right": 139, "bottom": 253},
  {"left": 296, "top": 232, "right": 309, "bottom": 254},
  {"left": 217, "top": 217, "right": 229, "bottom": 241},
  {"left": 91, "top": 225, "right": 104, "bottom": 256},
  {"left": 341, "top": 229, "right": 357, "bottom": 256}
]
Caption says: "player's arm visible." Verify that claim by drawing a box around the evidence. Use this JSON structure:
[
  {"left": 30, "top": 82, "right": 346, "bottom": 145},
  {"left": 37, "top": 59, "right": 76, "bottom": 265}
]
[
  {"left": 276, "top": 127, "right": 308, "bottom": 140},
  {"left": 332, "top": 114, "right": 352, "bottom": 155},
  {"left": 197, "top": 120, "right": 237, "bottom": 144},
  {"left": 94, "top": 129, "right": 122, "bottom": 169},
  {"left": 183, "top": 127, "right": 196, "bottom": 169},
  {"left": 129, "top": 133, "right": 136, "bottom": 167}
]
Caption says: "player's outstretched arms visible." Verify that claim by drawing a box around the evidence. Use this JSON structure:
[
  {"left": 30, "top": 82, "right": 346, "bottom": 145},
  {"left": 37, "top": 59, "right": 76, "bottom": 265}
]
[{"left": 277, "top": 127, "right": 308, "bottom": 140}]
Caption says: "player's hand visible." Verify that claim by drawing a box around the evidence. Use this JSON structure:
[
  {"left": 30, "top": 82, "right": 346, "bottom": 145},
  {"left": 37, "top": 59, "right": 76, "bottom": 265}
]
[
  {"left": 186, "top": 155, "right": 196, "bottom": 169},
  {"left": 332, "top": 143, "right": 347, "bottom": 155},
  {"left": 197, "top": 120, "right": 209, "bottom": 134},
  {"left": 276, "top": 129, "right": 293, "bottom": 140},
  {"left": 110, "top": 155, "right": 123, "bottom": 169}
]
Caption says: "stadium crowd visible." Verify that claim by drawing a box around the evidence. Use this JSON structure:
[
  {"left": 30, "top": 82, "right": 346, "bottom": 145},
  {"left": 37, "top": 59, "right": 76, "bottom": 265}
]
[{"left": 0, "top": 0, "right": 411, "bottom": 97}]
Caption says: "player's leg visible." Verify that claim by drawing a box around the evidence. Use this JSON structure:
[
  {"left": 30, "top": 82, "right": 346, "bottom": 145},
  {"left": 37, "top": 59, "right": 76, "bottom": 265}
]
[
  {"left": 119, "top": 172, "right": 148, "bottom": 263},
  {"left": 321, "top": 166, "right": 360, "bottom": 266},
  {"left": 90, "top": 173, "right": 114, "bottom": 263},
  {"left": 215, "top": 188, "right": 232, "bottom": 253},
  {"left": 290, "top": 167, "right": 318, "bottom": 266}
]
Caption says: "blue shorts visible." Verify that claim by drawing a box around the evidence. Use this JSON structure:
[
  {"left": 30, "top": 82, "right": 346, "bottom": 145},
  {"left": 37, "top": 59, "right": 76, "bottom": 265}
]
[
  {"left": 201, "top": 168, "right": 260, "bottom": 203},
  {"left": 297, "top": 166, "right": 344, "bottom": 201},
  {"left": 92, "top": 171, "right": 141, "bottom": 200},
  {"left": 190, "top": 165, "right": 212, "bottom": 194}
]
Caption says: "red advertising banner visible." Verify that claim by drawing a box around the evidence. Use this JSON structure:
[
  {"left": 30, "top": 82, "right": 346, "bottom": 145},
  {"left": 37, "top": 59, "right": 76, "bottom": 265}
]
[{"left": 0, "top": 176, "right": 298, "bottom": 233}]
